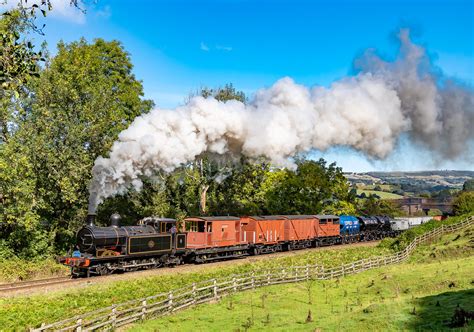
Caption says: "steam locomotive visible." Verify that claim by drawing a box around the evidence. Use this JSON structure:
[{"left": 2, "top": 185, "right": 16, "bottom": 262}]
[{"left": 60, "top": 213, "right": 404, "bottom": 277}]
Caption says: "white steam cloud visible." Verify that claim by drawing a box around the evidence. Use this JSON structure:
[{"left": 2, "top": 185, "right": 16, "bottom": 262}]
[{"left": 88, "top": 29, "right": 474, "bottom": 213}]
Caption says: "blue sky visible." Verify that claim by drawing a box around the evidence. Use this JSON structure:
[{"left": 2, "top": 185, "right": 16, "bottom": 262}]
[{"left": 4, "top": 0, "right": 473, "bottom": 171}]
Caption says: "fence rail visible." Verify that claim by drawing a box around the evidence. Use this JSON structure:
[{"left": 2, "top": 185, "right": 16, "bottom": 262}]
[{"left": 31, "top": 216, "right": 473, "bottom": 331}]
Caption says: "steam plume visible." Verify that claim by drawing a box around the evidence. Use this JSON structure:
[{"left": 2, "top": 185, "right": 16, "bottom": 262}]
[{"left": 88, "top": 29, "right": 474, "bottom": 213}]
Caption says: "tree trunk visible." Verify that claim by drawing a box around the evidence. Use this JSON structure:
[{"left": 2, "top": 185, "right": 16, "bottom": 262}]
[{"left": 200, "top": 184, "right": 210, "bottom": 214}]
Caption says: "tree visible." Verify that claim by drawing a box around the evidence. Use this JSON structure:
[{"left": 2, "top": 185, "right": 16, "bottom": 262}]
[
  {"left": 265, "top": 158, "right": 353, "bottom": 215},
  {"left": 189, "top": 84, "right": 246, "bottom": 214},
  {"left": 452, "top": 191, "right": 474, "bottom": 215},
  {"left": 1, "top": 38, "right": 152, "bottom": 255},
  {"left": 1, "top": 1, "right": 83, "bottom": 93},
  {"left": 462, "top": 179, "right": 474, "bottom": 192},
  {"left": 357, "top": 195, "right": 402, "bottom": 217}
]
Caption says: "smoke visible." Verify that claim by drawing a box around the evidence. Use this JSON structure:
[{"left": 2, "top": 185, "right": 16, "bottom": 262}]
[{"left": 87, "top": 29, "right": 474, "bottom": 214}]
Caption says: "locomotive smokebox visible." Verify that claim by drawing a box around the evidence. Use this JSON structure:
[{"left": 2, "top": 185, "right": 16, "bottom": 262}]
[{"left": 110, "top": 213, "right": 121, "bottom": 227}]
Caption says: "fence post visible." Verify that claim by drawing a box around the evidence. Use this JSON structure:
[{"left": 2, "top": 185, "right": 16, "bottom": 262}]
[
  {"left": 111, "top": 305, "right": 117, "bottom": 328},
  {"left": 306, "top": 265, "right": 310, "bottom": 280},
  {"left": 267, "top": 271, "right": 271, "bottom": 285},
  {"left": 213, "top": 279, "right": 218, "bottom": 299},
  {"left": 75, "top": 319, "right": 82, "bottom": 332},
  {"left": 141, "top": 300, "right": 147, "bottom": 320},
  {"left": 251, "top": 272, "right": 255, "bottom": 289},
  {"left": 192, "top": 283, "right": 197, "bottom": 304},
  {"left": 232, "top": 277, "right": 237, "bottom": 292},
  {"left": 168, "top": 291, "right": 173, "bottom": 312},
  {"left": 295, "top": 268, "right": 298, "bottom": 281}
]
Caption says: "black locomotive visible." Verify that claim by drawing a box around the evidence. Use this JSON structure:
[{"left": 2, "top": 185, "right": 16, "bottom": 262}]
[{"left": 61, "top": 214, "right": 186, "bottom": 277}]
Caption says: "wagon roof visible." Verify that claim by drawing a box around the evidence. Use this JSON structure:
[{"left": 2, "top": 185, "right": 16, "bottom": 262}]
[
  {"left": 185, "top": 216, "right": 240, "bottom": 221},
  {"left": 314, "top": 214, "right": 340, "bottom": 219},
  {"left": 247, "top": 215, "right": 287, "bottom": 220},
  {"left": 280, "top": 215, "right": 316, "bottom": 220}
]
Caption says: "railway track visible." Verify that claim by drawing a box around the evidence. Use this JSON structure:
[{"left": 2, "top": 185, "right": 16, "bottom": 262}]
[
  {"left": 0, "top": 240, "right": 380, "bottom": 296},
  {"left": 0, "top": 276, "right": 72, "bottom": 293}
]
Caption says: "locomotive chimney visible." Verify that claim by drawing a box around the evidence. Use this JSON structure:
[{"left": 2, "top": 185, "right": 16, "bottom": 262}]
[
  {"left": 110, "top": 213, "right": 121, "bottom": 227},
  {"left": 86, "top": 214, "right": 96, "bottom": 226}
]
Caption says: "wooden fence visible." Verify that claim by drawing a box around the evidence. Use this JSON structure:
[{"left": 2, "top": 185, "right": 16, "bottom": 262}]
[{"left": 31, "top": 216, "right": 473, "bottom": 331}]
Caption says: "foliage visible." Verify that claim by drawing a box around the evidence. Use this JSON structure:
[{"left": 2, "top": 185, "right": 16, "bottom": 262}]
[
  {"left": 453, "top": 192, "right": 474, "bottom": 216},
  {"left": 1, "top": 38, "right": 152, "bottom": 256},
  {"left": 1, "top": 1, "right": 82, "bottom": 94},
  {"left": 462, "top": 179, "right": 474, "bottom": 192},
  {"left": 265, "top": 158, "right": 353, "bottom": 215},
  {"left": 357, "top": 195, "right": 403, "bottom": 217},
  {"left": 192, "top": 83, "right": 246, "bottom": 103},
  {"left": 0, "top": 10, "right": 43, "bottom": 95},
  {"left": 0, "top": 257, "right": 68, "bottom": 282}
]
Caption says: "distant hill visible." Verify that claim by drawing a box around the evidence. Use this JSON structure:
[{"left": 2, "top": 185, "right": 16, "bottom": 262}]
[{"left": 345, "top": 170, "right": 474, "bottom": 193}]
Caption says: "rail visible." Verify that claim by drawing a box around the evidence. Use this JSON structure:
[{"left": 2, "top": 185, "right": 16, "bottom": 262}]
[
  {"left": 0, "top": 276, "right": 71, "bottom": 292},
  {"left": 31, "top": 216, "right": 474, "bottom": 331}
]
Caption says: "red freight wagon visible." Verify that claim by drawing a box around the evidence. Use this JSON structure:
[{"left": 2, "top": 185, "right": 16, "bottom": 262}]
[
  {"left": 314, "top": 215, "right": 340, "bottom": 244},
  {"left": 240, "top": 216, "right": 286, "bottom": 244},
  {"left": 183, "top": 216, "right": 242, "bottom": 248},
  {"left": 282, "top": 215, "right": 318, "bottom": 242}
]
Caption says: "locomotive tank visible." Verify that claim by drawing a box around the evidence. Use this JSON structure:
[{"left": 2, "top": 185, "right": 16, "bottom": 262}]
[
  {"left": 375, "top": 215, "right": 392, "bottom": 231},
  {"left": 357, "top": 216, "right": 380, "bottom": 232},
  {"left": 77, "top": 214, "right": 159, "bottom": 254}
]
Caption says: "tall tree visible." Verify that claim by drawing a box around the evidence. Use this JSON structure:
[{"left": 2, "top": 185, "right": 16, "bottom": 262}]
[
  {"left": 453, "top": 191, "right": 474, "bottom": 215},
  {"left": 1, "top": 38, "right": 152, "bottom": 255},
  {"left": 265, "top": 158, "right": 354, "bottom": 215},
  {"left": 191, "top": 84, "right": 246, "bottom": 214}
]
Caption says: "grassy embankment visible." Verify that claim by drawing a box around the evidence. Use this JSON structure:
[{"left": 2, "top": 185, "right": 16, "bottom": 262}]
[
  {"left": 0, "top": 215, "right": 471, "bottom": 330},
  {"left": 128, "top": 225, "right": 474, "bottom": 331},
  {"left": 0, "top": 258, "right": 68, "bottom": 283}
]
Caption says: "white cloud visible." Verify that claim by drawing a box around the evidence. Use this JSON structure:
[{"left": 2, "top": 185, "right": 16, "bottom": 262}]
[
  {"left": 200, "top": 42, "right": 233, "bottom": 52},
  {"left": 200, "top": 42, "right": 210, "bottom": 52},
  {"left": 216, "top": 45, "right": 232, "bottom": 52},
  {"left": 48, "top": 0, "right": 85, "bottom": 24}
]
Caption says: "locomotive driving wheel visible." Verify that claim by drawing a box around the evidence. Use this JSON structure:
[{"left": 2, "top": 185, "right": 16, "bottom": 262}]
[{"left": 96, "top": 265, "right": 110, "bottom": 276}]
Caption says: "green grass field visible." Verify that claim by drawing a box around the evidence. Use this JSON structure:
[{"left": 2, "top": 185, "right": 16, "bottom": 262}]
[
  {"left": 129, "top": 228, "right": 474, "bottom": 331},
  {"left": 356, "top": 189, "right": 404, "bottom": 199}
]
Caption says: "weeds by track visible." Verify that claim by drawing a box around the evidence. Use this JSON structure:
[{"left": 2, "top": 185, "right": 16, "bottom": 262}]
[{"left": 0, "top": 276, "right": 73, "bottom": 293}]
